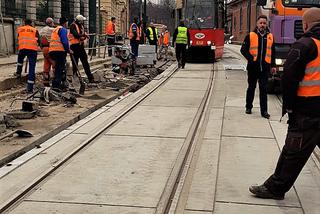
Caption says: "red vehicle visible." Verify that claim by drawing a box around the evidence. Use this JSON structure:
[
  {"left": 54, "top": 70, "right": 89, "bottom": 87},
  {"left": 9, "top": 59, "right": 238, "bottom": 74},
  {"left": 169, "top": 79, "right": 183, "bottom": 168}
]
[{"left": 185, "top": 0, "right": 224, "bottom": 62}]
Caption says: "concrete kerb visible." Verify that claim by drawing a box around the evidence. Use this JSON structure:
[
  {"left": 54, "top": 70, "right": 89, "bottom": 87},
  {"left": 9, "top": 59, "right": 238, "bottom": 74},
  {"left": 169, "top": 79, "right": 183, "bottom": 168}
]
[{"left": 0, "top": 61, "right": 169, "bottom": 167}]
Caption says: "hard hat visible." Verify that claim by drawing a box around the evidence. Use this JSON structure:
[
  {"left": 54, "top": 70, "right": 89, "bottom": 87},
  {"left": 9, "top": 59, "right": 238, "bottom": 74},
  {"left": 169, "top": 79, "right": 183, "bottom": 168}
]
[
  {"left": 76, "top": 15, "right": 86, "bottom": 21},
  {"left": 45, "top": 17, "right": 54, "bottom": 25}
]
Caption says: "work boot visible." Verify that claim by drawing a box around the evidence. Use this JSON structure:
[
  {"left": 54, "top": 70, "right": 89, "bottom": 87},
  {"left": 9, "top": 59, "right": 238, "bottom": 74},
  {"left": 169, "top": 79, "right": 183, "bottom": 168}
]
[
  {"left": 249, "top": 185, "right": 284, "bottom": 200},
  {"left": 245, "top": 108, "right": 252, "bottom": 114},
  {"left": 15, "top": 65, "right": 23, "bottom": 78},
  {"left": 261, "top": 112, "right": 270, "bottom": 119},
  {"left": 27, "top": 83, "right": 34, "bottom": 94}
]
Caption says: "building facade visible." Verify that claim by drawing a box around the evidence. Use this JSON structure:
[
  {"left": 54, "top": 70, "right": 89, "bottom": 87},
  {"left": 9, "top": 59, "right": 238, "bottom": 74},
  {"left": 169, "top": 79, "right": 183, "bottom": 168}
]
[
  {"left": 100, "top": 0, "right": 129, "bottom": 36},
  {"left": 227, "top": 0, "right": 260, "bottom": 43}
]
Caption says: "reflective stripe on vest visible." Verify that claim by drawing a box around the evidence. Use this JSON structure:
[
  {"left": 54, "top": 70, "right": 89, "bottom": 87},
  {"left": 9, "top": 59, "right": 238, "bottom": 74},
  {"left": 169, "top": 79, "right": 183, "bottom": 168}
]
[
  {"left": 68, "top": 23, "right": 83, "bottom": 45},
  {"left": 49, "top": 26, "right": 65, "bottom": 52},
  {"left": 297, "top": 38, "right": 320, "bottom": 97},
  {"left": 129, "top": 23, "right": 140, "bottom": 41},
  {"left": 249, "top": 32, "right": 273, "bottom": 64},
  {"left": 18, "top": 25, "right": 38, "bottom": 51},
  {"left": 176, "top": 27, "right": 188, "bottom": 44},
  {"left": 106, "top": 21, "right": 115, "bottom": 35},
  {"left": 148, "top": 27, "right": 158, "bottom": 41}
]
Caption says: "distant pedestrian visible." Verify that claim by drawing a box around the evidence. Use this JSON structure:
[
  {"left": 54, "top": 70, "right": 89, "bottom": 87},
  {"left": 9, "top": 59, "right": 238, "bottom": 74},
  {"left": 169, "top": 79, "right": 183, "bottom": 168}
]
[
  {"left": 146, "top": 22, "right": 158, "bottom": 53},
  {"left": 241, "top": 15, "right": 276, "bottom": 119},
  {"left": 69, "top": 15, "right": 95, "bottom": 83},
  {"left": 129, "top": 16, "right": 141, "bottom": 69},
  {"left": 40, "top": 17, "right": 55, "bottom": 87},
  {"left": 249, "top": 7, "right": 320, "bottom": 200},
  {"left": 15, "top": 19, "right": 41, "bottom": 93},
  {"left": 172, "top": 20, "right": 190, "bottom": 69},
  {"left": 158, "top": 26, "right": 170, "bottom": 60},
  {"left": 49, "top": 17, "right": 73, "bottom": 91},
  {"left": 105, "top": 17, "right": 116, "bottom": 56}
]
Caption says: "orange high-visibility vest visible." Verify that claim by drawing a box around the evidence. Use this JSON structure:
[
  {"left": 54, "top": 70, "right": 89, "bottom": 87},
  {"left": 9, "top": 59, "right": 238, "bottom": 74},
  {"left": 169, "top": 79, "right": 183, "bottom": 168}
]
[
  {"left": 17, "top": 25, "right": 38, "bottom": 51},
  {"left": 68, "top": 23, "right": 83, "bottom": 45},
  {"left": 49, "top": 26, "right": 65, "bottom": 52},
  {"left": 106, "top": 21, "right": 115, "bottom": 35},
  {"left": 297, "top": 38, "right": 320, "bottom": 97},
  {"left": 249, "top": 32, "right": 273, "bottom": 64},
  {"left": 163, "top": 31, "right": 170, "bottom": 45},
  {"left": 129, "top": 23, "right": 140, "bottom": 41}
]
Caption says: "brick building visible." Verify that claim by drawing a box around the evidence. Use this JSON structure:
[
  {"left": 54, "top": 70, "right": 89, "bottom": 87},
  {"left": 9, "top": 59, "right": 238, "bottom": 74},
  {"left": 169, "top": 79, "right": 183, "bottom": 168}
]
[
  {"left": 100, "top": 0, "right": 129, "bottom": 36},
  {"left": 227, "top": 0, "right": 261, "bottom": 43}
]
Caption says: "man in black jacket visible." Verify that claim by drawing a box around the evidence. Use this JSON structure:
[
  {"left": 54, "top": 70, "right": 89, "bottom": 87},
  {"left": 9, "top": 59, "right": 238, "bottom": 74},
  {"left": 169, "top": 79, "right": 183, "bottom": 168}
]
[
  {"left": 241, "top": 15, "right": 276, "bottom": 119},
  {"left": 69, "top": 15, "right": 95, "bottom": 83},
  {"left": 249, "top": 7, "right": 320, "bottom": 200}
]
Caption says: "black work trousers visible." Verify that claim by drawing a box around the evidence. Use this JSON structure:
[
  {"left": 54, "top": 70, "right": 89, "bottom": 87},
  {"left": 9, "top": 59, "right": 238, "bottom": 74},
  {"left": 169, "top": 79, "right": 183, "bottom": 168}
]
[
  {"left": 246, "top": 70, "right": 268, "bottom": 113},
  {"left": 50, "top": 51, "right": 67, "bottom": 89},
  {"left": 264, "top": 113, "right": 320, "bottom": 195},
  {"left": 70, "top": 44, "right": 93, "bottom": 81},
  {"left": 107, "top": 36, "right": 115, "bottom": 56},
  {"left": 175, "top": 44, "right": 187, "bottom": 68}
]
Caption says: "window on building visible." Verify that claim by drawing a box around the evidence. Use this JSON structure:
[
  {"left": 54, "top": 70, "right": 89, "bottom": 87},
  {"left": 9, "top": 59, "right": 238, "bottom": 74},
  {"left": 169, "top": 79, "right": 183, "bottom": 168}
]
[
  {"left": 80, "top": 0, "right": 85, "bottom": 16},
  {"left": 239, "top": 7, "right": 242, "bottom": 31},
  {"left": 37, "top": 0, "right": 49, "bottom": 22},
  {"left": 61, "top": 0, "right": 71, "bottom": 21},
  {"left": 2, "top": 0, "right": 26, "bottom": 18}
]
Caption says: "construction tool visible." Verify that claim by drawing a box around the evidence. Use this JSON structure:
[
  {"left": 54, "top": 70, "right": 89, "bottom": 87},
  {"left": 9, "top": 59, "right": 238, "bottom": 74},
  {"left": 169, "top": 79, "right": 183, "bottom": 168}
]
[
  {"left": 0, "top": 129, "right": 33, "bottom": 141},
  {"left": 70, "top": 54, "right": 85, "bottom": 95}
]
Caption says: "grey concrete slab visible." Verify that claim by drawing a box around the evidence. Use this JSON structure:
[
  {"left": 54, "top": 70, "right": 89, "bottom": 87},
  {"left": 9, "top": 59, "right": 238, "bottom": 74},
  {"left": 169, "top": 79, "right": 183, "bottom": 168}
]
[
  {"left": 204, "top": 109, "right": 224, "bottom": 140},
  {"left": 10, "top": 201, "right": 155, "bottom": 214},
  {"left": 27, "top": 136, "right": 184, "bottom": 208},
  {"left": 223, "top": 107, "right": 274, "bottom": 138},
  {"left": 107, "top": 105, "right": 198, "bottom": 138},
  {"left": 0, "top": 134, "right": 88, "bottom": 206},
  {"left": 224, "top": 80, "right": 247, "bottom": 96},
  {"left": 186, "top": 140, "right": 219, "bottom": 211},
  {"left": 210, "top": 91, "right": 226, "bottom": 108},
  {"left": 184, "top": 64, "right": 213, "bottom": 70},
  {"left": 184, "top": 210, "right": 212, "bottom": 214},
  {"left": 214, "top": 202, "right": 303, "bottom": 214},
  {"left": 214, "top": 70, "right": 226, "bottom": 80},
  {"left": 225, "top": 70, "right": 247, "bottom": 80},
  {"left": 141, "top": 89, "right": 205, "bottom": 108},
  {"left": 225, "top": 96, "right": 283, "bottom": 121},
  {"left": 162, "top": 78, "right": 209, "bottom": 91},
  {"left": 216, "top": 137, "right": 300, "bottom": 207},
  {"left": 173, "top": 70, "right": 212, "bottom": 79}
]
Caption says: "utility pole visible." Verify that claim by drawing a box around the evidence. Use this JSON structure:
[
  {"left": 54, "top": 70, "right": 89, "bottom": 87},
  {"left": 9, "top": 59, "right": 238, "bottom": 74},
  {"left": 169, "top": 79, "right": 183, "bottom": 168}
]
[
  {"left": 139, "top": 0, "right": 143, "bottom": 21},
  {"left": 143, "top": 0, "right": 147, "bottom": 33}
]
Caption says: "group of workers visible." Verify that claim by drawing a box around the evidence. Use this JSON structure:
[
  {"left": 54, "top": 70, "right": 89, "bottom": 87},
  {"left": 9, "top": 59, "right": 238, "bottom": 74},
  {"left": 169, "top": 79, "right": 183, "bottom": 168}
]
[
  {"left": 15, "top": 15, "right": 95, "bottom": 93},
  {"left": 240, "top": 7, "right": 320, "bottom": 201}
]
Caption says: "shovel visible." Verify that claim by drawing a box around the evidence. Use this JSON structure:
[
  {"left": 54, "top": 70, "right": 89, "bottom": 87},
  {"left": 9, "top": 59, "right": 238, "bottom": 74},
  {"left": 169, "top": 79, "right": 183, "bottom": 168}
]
[
  {"left": 70, "top": 54, "right": 86, "bottom": 95},
  {"left": 0, "top": 129, "right": 33, "bottom": 141}
]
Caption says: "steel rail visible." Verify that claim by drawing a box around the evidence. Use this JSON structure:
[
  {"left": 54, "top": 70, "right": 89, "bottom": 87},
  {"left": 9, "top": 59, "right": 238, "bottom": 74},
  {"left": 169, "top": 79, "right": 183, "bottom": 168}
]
[
  {"left": 155, "top": 63, "right": 215, "bottom": 214},
  {"left": 0, "top": 61, "right": 177, "bottom": 213}
]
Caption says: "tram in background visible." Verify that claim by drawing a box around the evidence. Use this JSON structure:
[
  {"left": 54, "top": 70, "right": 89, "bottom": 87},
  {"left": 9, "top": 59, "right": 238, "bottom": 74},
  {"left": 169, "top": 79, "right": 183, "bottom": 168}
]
[
  {"left": 257, "top": 0, "right": 320, "bottom": 93},
  {"left": 184, "top": 0, "right": 224, "bottom": 62}
]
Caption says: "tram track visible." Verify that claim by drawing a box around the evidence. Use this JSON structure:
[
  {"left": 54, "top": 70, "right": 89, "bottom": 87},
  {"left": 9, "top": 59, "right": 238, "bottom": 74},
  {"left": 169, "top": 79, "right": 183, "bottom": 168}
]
[
  {"left": 0, "top": 61, "right": 178, "bottom": 213},
  {"left": 156, "top": 63, "right": 215, "bottom": 214}
]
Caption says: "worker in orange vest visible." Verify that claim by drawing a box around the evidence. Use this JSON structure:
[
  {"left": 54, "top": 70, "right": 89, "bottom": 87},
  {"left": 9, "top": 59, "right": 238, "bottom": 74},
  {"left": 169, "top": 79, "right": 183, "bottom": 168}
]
[
  {"left": 15, "top": 19, "right": 41, "bottom": 93},
  {"left": 105, "top": 17, "right": 116, "bottom": 56},
  {"left": 240, "top": 15, "right": 276, "bottom": 119},
  {"left": 49, "top": 17, "right": 73, "bottom": 91},
  {"left": 158, "top": 26, "right": 170, "bottom": 60},
  {"left": 129, "top": 16, "right": 141, "bottom": 66},
  {"left": 249, "top": 7, "right": 320, "bottom": 200},
  {"left": 40, "top": 17, "right": 55, "bottom": 87},
  {"left": 69, "top": 15, "right": 95, "bottom": 83}
]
